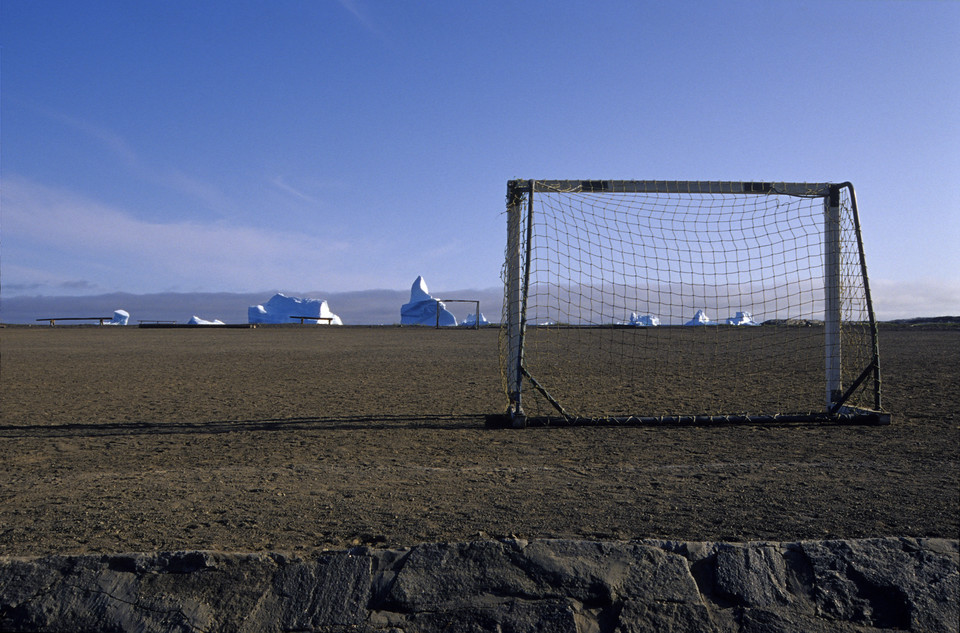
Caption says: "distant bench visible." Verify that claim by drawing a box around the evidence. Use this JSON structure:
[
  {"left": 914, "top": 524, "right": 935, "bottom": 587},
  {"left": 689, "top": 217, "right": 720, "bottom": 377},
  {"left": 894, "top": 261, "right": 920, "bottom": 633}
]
[
  {"left": 36, "top": 317, "right": 112, "bottom": 326},
  {"left": 290, "top": 316, "right": 334, "bottom": 324}
]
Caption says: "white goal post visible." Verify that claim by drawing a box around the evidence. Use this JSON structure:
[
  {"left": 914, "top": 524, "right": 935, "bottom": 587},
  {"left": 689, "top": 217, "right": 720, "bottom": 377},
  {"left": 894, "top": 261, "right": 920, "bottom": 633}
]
[{"left": 498, "top": 180, "right": 887, "bottom": 427}]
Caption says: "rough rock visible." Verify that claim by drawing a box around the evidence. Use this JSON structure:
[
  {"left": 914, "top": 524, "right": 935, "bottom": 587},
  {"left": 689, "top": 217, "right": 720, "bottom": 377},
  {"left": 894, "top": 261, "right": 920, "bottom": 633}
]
[
  {"left": 714, "top": 544, "right": 791, "bottom": 608},
  {"left": 800, "top": 538, "right": 959, "bottom": 632},
  {"left": 0, "top": 538, "right": 956, "bottom": 632}
]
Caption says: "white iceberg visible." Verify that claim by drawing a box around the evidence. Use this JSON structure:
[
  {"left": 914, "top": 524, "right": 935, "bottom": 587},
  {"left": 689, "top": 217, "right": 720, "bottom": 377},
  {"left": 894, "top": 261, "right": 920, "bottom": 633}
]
[
  {"left": 248, "top": 293, "right": 342, "bottom": 325},
  {"left": 188, "top": 315, "right": 225, "bottom": 325},
  {"left": 629, "top": 313, "right": 660, "bottom": 327},
  {"left": 725, "top": 311, "right": 759, "bottom": 326},
  {"left": 460, "top": 311, "right": 489, "bottom": 327},
  {"left": 400, "top": 276, "right": 457, "bottom": 326},
  {"left": 109, "top": 310, "right": 129, "bottom": 325},
  {"left": 685, "top": 309, "right": 711, "bottom": 326}
]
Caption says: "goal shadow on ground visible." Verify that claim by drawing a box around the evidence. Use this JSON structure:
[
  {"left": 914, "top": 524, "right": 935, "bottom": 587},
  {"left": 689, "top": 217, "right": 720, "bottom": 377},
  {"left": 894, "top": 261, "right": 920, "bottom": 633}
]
[
  {"left": 0, "top": 414, "right": 491, "bottom": 438},
  {"left": 0, "top": 411, "right": 886, "bottom": 439}
]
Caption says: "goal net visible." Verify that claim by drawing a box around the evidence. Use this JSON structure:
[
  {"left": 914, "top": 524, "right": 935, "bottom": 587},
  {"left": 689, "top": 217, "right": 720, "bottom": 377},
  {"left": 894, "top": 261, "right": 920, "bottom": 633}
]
[{"left": 498, "top": 180, "right": 886, "bottom": 427}]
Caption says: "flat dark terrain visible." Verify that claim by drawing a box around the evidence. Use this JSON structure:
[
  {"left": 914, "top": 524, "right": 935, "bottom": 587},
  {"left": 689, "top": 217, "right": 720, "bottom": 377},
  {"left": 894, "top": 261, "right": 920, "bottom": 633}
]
[{"left": 1, "top": 325, "right": 957, "bottom": 556}]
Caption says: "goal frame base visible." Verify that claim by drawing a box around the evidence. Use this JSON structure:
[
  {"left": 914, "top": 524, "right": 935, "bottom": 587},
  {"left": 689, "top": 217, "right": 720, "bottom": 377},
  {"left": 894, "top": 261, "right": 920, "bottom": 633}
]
[{"left": 486, "top": 408, "right": 891, "bottom": 429}]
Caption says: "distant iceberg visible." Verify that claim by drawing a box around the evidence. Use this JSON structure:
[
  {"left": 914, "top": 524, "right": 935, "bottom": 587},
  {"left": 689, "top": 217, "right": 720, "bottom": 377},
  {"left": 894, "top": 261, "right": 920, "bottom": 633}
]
[
  {"left": 685, "top": 309, "right": 711, "bottom": 326},
  {"left": 629, "top": 313, "right": 660, "bottom": 327},
  {"left": 401, "top": 276, "right": 457, "bottom": 326},
  {"left": 725, "top": 311, "right": 759, "bottom": 326},
  {"left": 188, "top": 315, "right": 225, "bottom": 325},
  {"left": 109, "top": 310, "right": 129, "bottom": 325},
  {"left": 460, "top": 311, "right": 489, "bottom": 327},
  {"left": 248, "top": 293, "right": 342, "bottom": 325}
]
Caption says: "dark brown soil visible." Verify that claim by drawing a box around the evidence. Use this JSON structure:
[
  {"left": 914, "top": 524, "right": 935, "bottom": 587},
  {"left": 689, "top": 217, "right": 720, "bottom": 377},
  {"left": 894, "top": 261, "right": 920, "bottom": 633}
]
[{"left": 1, "top": 325, "right": 957, "bottom": 556}]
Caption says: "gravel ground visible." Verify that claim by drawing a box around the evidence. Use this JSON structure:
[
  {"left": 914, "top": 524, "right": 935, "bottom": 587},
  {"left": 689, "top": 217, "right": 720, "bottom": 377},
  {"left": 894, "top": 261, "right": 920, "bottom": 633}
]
[{"left": 1, "top": 325, "right": 957, "bottom": 555}]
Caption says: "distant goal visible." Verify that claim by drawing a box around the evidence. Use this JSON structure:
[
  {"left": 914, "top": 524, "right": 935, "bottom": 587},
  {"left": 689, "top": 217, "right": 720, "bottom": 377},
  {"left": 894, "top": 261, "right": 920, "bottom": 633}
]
[{"left": 496, "top": 180, "right": 888, "bottom": 427}]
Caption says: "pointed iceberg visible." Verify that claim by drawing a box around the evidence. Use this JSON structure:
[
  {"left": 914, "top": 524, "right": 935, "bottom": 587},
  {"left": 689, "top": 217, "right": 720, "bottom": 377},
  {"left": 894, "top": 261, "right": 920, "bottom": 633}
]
[
  {"left": 685, "top": 309, "right": 711, "bottom": 326},
  {"left": 460, "top": 311, "right": 489, "bottom": 327},
  {"left": 401, "top": 276, "right": 457, "bottom": 326}
]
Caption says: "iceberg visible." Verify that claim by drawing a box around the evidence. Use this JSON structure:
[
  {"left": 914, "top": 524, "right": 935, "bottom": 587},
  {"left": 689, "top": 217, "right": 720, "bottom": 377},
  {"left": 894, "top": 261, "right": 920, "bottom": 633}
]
[
  {"left": 401, "top": 276, "right": 457, "bottom": 326},
  {"left": 110, "top": 310, "right": 129, "bottom": 325},
  {"left": 460, "top": 311, "right": 489, "bottom": 327},
  {"left": 629, "top": 313, "right": 660, "bottom": 327},
  {"left": 188, "top": 315, "right": 225, "bottom": 325},
  {"left": 248, "top": 293, "right": 343, "bottom": 325},
  {"left": 685, "top": 309, "right": 711, "bottom": 326},
  {"left": 725, "top": 311, "right": 759, "bottom": 326}
]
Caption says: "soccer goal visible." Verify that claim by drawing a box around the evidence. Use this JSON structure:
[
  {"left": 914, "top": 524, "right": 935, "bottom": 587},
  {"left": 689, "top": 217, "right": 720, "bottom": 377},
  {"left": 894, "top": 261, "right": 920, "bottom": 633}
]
[{"left": 497, "top": 180, "right": 888, "bottom": 427}]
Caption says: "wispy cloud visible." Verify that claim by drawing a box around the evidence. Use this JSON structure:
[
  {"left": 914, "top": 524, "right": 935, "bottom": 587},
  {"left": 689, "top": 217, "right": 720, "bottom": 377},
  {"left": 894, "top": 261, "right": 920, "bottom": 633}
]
[
  {"left": 271, "top": 176, "right": 319, "bottom": 204},
  {"left": 872, "top": 279, "right": 960, "bottom": 320},
  {"left": 1, "top": 177, "right": 359, "bottom": 295},
  {"left": 0, "top": 281, "right": 44, "bottom": 294},
  {"left": 57, "top": 279, "right": 101, "bottom": 291},
  {"left": 0, "top": 261, "right": 106, "bottom": 297},
  {"left": 161, "top": 168, "right": 237, "bottom": 214},
  {"left": 31, "top": 104, "right": 141, "bottom": 168},
  {"left": 27, "top": 104, "right": 236, "bottom": 215},
  {"left": 334, "top": 0, "right": 382, "bottom": 37}
]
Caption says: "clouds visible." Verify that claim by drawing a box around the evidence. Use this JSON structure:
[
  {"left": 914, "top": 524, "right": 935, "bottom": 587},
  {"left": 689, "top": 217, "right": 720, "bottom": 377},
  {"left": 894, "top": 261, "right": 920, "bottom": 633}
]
[
  {"left": 3, "top": 172, "right": 955, "bottom": 321},
  {"left": 334, "top": 0, "right": 382, "bottom": 37},
  {"left": 871, "top": 279, "right": 960, "bottom": 321},
  {"left": 271, "top": 176, "right": 320, "bottom": 204},
  {"left": 3, "top": 2, "right": 957, "bottom": 310},
  {"left": 1, "top": 166, "right": 497, "bottom": 297},
  {"left": 1, "top": 177, "right": 356, "bottom": 295},
  {"left": 29, "top": 103, "right": 239, "bottom": 218},
  {"left": 0, "top": 277, "right": 99, "bottom": 296}
]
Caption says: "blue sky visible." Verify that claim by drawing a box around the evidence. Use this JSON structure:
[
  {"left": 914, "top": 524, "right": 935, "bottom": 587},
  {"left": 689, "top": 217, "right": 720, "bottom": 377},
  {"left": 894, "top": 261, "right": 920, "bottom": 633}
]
[{"left": 2, "top": 0, "right": 958, "bottom": 319}]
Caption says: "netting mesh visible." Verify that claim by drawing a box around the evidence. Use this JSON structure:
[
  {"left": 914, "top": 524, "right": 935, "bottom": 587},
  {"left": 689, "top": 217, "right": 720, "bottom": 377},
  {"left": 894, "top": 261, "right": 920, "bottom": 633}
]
[{"left": 500, "top": 181, "right": 877, "bottom": 420}]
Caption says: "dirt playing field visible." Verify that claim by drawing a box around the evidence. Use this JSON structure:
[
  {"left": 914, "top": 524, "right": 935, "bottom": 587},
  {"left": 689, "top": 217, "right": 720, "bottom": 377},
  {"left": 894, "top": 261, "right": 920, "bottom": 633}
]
[{"left": 1, "top": 325, "right": 957, "bottom": 556}]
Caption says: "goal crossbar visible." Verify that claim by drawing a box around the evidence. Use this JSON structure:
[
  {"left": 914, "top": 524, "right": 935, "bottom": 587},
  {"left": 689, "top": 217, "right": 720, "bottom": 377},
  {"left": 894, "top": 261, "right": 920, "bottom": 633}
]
[{"left": 510, "top": 180, "right": 832, "bottom": 196}]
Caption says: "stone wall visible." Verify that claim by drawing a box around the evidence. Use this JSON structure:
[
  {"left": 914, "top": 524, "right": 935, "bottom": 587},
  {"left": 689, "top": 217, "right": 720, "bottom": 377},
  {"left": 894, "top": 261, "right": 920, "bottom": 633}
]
[{"left": 1, "top": 537, "right": 956, "bottom": 632}]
